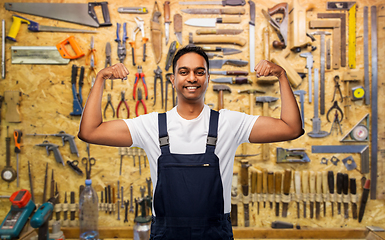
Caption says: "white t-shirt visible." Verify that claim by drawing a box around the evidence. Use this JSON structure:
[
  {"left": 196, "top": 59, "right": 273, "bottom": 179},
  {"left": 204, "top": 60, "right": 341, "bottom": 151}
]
[{"left": 124, "top": 105, "right": 259, "bottom": 215}]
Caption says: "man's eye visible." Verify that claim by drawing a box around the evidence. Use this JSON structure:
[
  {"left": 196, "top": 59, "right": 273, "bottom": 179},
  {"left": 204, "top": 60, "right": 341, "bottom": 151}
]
[
  {"left": 179, "top": 71, "right": 188, "bottom": 75},
  {"left": 196, "top": 71, "right": 205, "bottom": 76}
]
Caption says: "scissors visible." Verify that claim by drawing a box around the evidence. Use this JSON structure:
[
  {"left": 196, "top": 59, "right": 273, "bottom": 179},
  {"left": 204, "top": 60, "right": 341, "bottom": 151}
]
[{"left": 82, "top": 143, "right": 96, "bottom": 179}]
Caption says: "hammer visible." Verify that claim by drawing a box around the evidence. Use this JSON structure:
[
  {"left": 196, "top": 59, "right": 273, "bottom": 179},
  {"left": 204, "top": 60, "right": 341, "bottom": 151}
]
[
  {"left": 213, "top": 85, "right": 231, "bottom": 110},
  {"left": 238, "top": 89, "right": 265, "bottom": 115},
  {"left": 256, "top": 96, "right": 278, "bottom": 161}
]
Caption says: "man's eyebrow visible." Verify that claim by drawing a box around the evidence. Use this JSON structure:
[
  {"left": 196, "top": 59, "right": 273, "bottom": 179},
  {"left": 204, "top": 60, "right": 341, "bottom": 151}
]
[{"left": 177, "top": 67, "right": 206, "bottom": 71}]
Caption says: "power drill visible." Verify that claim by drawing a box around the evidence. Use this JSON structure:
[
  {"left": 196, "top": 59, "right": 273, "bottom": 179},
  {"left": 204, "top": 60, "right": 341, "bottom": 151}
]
[
  {"left": 30, "top": 194, "right": 59, "bottom": 240},
  {"left": 0, "top": 189, "right": 36, "bottom": 239}
]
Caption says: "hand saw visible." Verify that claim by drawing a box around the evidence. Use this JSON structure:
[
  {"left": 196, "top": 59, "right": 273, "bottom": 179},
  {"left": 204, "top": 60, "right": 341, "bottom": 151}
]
[{"left": 4, "top": 2, "right": 112, "bottom": 28}]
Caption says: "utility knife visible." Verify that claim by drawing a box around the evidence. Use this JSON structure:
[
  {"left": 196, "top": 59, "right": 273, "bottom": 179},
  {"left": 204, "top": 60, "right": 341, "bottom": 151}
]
[{"left": 211, "top": 77, "right": 251, "bottom": 84}]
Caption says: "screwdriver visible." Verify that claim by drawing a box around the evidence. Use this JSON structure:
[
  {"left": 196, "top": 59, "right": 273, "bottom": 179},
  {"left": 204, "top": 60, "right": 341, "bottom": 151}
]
[{"left": 14, "top": 129, "right": 22, "bottom": 187}]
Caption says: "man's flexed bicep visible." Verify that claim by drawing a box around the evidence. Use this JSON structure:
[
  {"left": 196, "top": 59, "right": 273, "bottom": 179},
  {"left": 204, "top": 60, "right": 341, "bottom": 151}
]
[{"left": 78, "top": 63, "right": 132, "bottom": 147}]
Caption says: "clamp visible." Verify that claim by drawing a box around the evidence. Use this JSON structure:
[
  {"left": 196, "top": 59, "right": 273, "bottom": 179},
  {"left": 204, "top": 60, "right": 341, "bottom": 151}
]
[
  {"left": 133, "top": 66, "right": 148, "bottom": 100},
  {"left": 135, "top": 88, "right": 147, "bottom": 117},
  {"left": 129, "top": 17, "right": 149, "bottom": 66},
  {"left": 332, "top": 75, "right": 343, "bottom": 103},
  {"left": 104, "top": 93, "right": 115, "bottom": 119},
  {"left": 117, "top": 91, "right": 130, "bottom": 119},
  {"left": 326, "top": 101, "right": 343, "bottom": 122},
  {"left": 153, "top": 66, "right": 164, "bottom": 108},
  {"left": 115, "top": 22, "right": 128, "bottom": 64}
]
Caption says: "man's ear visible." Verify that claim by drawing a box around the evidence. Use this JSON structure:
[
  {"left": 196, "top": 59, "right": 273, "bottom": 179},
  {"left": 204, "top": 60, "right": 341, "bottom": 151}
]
[
  {"left": 207, "top": 74, "right": 210, "bottom": 83},
  {"left": 170, "top": 74, "right": 175, "bottom": 86}
]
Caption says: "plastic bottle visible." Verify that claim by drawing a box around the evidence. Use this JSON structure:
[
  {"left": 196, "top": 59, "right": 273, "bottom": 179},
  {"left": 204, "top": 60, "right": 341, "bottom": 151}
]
[{"left": 79, "top": 179, "right": 99, "bottom": 240}]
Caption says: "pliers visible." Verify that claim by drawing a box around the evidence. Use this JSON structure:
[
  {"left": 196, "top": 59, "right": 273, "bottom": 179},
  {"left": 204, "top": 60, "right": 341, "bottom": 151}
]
[
  {"left": 153, "top": 66, "right": 164, "bottom": 108},
  {"left": 133, "top": 66, "right": 148, "bottom": 100},
  {"left": 104, "top": 93, "right": 115, "bottom": 119},
  {"left": 115, "top": 22, "right": 128, "bottom": 64},
  {"left": 105, "top": 42, "right": 113, "bottom": 90},
  {"left": 135, "top": 88, "right": 147, "bottom": 117},
  {"left": 332, "top": 75, "right": 343, "bottom": 103},
  {"left": 86, "top": 36, "right": 97, "bottom": 85},
  {"left": 326, "top": 101, "right": 343, "bottom": 123},
  {"left": 129, "top": 17, "right": 149, "bottom": 66},
  {"left": 117, "top": 91, "right": 130, "bottom": 119}
]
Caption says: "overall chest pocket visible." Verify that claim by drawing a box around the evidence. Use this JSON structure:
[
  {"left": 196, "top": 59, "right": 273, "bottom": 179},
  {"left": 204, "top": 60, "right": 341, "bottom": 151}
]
[{"left": 156, "top": 161, "right": 224, "bottom": 218}]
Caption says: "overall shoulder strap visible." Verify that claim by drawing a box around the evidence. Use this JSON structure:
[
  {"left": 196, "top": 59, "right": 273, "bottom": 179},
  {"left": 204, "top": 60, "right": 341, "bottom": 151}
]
[
  {"left": 158, "top": 113, "right": 170, "bottom": 154},
  {"left": 206, "top": 109, "right": 219, "bottom": 153}
]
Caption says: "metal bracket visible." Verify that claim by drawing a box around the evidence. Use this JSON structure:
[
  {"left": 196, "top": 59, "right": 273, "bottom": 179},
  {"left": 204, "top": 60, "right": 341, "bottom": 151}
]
[
  {"left": 330, "top": 156, "right": 339, "bottom": 166},
  {"left": 320, "top": 157, "right": 328, "bottom": 165},
  {"left": 342, "top": 155, "right": 357, "bottom": 170}
]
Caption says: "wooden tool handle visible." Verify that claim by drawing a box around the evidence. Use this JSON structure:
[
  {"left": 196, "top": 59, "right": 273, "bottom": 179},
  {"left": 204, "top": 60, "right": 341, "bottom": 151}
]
[
  {"left": 302, "top": 171, "right": 309, "bottom": 194},
  {"left": 250, "top": 169, "right": 257, "bottom": 194},
  {"left": 267, "top": 171, "right": 274, "bottom": 194},
  {"left": 263, "top": 27, "right": 270, "bottom": 60},
  {"left": 240, "top": 160, "right": 249, "bottom": 186},
  {"left": 282, "top": 169, "right": 292, "bottom": 195},
  {"left": 164, "top": 1, "right": 171, "bottom": 23},
  {"left": 196, "top": 29, "right": 218, "bottom": 35},
  {"left": 268, "top": 2, "right": 288, "bottom": 15},
  {"left": 275, "top": 172, "right": 282, "bottom": 194},
  {"left": 220, "top": 16, "right": 242, "bottom": 23},
  {"left": 221, "top": 8, "right": 246, "bottom": 14},
  {"left": 316, "top": 172, "right": 322, "bottom": 194},
  {"left": 218, "top": 90, "right": 224, "bottom": 110},
  {"left": 262, "top": 168, "right": 268, "bottom": 194},
  {"left": 322, "top": 171, "right": 329, "bottom": 194},
  {"left": 256, "top": 170, "right": 263, "bottom": 194},
  {"left": 193, "top": 36, "right": 247, "bottom": 46},
  {"left": 309, "top": 171, "right": 316, "bottom": 194},
  {"left": 294, "top": 171, "right": 301, "bottom": 194},
  {"left": 174, "top": 14, "right": 182, "bottom": 32}
]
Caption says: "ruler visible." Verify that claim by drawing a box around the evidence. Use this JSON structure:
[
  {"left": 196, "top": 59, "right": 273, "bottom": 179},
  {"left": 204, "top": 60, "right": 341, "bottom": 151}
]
[{"left": 376, "top": 4, "right": 385, "bottom": 200}]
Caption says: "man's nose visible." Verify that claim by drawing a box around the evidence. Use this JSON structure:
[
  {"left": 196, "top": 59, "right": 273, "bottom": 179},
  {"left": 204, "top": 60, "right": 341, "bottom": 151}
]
[{"left": 187, "top": 71, "right": 197, "bottom": 82}]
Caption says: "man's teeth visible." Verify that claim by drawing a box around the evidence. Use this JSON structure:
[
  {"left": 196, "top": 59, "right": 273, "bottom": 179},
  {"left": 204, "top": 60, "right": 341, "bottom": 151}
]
[{"left": 187, "top": 87, "right": 197, "bottom": 90}]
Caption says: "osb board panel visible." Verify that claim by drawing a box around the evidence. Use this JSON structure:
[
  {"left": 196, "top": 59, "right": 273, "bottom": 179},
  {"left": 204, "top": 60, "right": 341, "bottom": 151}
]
[{"left": 0, "top": 0, "right": 384, "bottom": 233}]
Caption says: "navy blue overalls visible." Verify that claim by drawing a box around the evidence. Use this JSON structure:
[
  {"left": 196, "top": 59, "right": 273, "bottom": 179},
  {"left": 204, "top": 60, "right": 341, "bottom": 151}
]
[{"left": 150, "top": 109, "right": 234, "bottom": 240}]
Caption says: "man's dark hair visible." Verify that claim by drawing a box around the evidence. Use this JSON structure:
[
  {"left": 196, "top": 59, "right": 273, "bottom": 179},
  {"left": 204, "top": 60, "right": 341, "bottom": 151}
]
[{"left": 172, "top": 45, "right": 209, "bottom": 74}]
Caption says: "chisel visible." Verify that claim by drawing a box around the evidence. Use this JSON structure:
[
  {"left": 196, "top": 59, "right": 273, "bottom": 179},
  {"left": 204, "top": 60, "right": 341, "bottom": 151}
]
[
  {"left": 309, "top": 171, "right": 316, "bottom": 219},
  {"left": 267, "top": 171, "right": 275, "bottom": 209},
  {"left": 262, "top": 169, "right": 268, "bottom": 208},
  {"left": 315, "top": 172, "right": 322, "bottom": 220},
  {"left": 327, "top": 171, "right": 335, "bottom": 216},
  {"left": 294, "top": 171, "right": 301, "bottom": 218},
  {"left": 230, "top": 172, "right": 238, "bottom": 226},
  {"left": 358, "top": 179, "right": 370, "bottom": 222},
  {"left": 350, "top": 178, "right": 358, "bottom": 219},
  {"left": 256, "top": 170, "right": 262, "bottom": 214},
  {"left": 342, "top": 173, "right": 349, "bottom": 219},
  {"left": 281, "top": 169, "right": 292, "bottom": 217},
  {"left": 275, "top": 171, "right": 282, "bottom": 217},
  {"left": 250, "top": 169, "right": 257, "bottom": 206},
  {"left": 240, "top": 160, "right": 250, "bottom": 227},
  {"left": 322, "top": 171, "right": 329, "bottom": 217},
  {"left": 336, "top": 172, "right": 343, "bottom": 215},
  {"left": 302, "top": 171, "right": 309, "bottom": 218}
]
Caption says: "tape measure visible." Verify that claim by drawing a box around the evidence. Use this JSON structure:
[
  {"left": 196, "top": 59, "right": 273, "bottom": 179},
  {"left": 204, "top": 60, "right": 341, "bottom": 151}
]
[
  {"left": 350, "top": 125, "right": 369, "bottom": 141},
  {"left": 352, "top": 86, "right": 365, "bottom": 100}
]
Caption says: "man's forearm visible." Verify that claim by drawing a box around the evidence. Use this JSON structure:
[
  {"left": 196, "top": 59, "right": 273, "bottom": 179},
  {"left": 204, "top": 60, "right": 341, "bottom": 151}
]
[
  {"left": 278, "top": 72, "right": 303, "bottom": 134},
  {"left": 78, "top": 74, "right": 105, "bottom": 138}
]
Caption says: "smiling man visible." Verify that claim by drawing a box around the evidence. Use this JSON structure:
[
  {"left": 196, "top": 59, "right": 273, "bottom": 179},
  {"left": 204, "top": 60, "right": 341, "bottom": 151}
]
[{"left": 78, "top": 46, "right": 304, "bottom": 239}]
